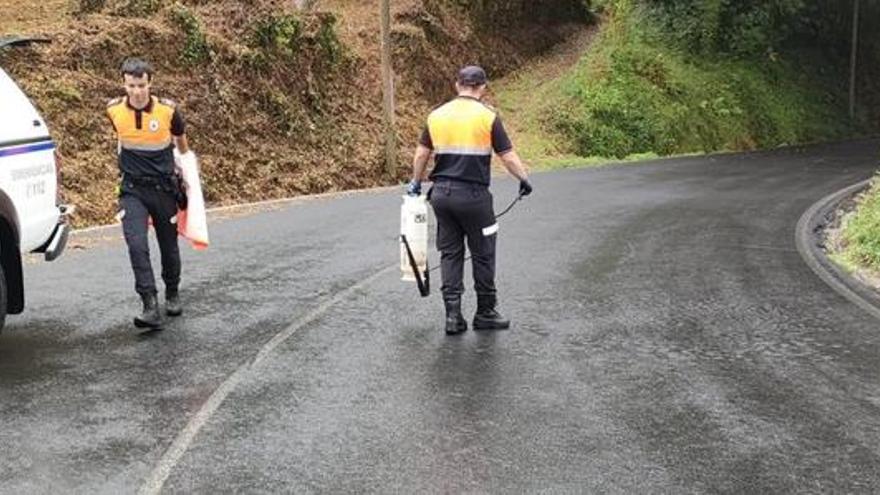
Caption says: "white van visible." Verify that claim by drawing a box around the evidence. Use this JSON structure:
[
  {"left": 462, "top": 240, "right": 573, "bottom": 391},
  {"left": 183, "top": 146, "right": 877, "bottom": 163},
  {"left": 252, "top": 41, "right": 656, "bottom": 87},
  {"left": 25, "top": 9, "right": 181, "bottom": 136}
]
[{"left": 0, "top": 60, "right": 71, "bottom": 331}]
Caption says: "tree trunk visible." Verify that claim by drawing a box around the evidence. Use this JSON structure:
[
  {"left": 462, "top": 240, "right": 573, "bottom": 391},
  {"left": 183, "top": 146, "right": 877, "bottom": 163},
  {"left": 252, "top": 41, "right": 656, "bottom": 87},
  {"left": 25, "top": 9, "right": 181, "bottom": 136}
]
[
  {"left": 380, "top": 0, "right": 397, "bottom": 177},
  {"left": 850, "top": 0, "right": 860, "bottom": 119}
]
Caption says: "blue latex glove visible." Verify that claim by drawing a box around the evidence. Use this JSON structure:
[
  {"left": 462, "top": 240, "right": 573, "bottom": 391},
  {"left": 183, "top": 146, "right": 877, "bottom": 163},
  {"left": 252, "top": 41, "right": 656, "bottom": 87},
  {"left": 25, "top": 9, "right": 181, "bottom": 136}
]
[{"left": 406, "top": 179, "right": 422, "bottom": 197}]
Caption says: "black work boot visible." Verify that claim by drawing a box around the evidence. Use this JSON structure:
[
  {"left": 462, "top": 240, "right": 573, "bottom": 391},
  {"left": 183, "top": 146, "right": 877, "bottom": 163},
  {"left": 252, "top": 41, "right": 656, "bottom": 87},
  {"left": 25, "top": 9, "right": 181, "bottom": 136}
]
[
  {"left": 134, "top": 292, "right": 162, "bottom": 329},
  {"left": 165, "top": 289, "right": 182, "bottom": 317},
  {"left": 444, "top": 297, "right": 468, "bottom": 335},
  {"left": 473, "top": 295, "right": 510, "bottom": 330}
]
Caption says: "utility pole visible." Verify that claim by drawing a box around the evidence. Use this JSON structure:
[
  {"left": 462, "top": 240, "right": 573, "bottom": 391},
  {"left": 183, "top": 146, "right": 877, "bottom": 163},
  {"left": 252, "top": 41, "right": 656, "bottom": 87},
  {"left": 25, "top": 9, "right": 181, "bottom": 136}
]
[
  {"left": 380, "top": 0, "right": 397, "bottom": 177},
  {"left": 850, "top": 0, "right": 860, "bottom": 119}
]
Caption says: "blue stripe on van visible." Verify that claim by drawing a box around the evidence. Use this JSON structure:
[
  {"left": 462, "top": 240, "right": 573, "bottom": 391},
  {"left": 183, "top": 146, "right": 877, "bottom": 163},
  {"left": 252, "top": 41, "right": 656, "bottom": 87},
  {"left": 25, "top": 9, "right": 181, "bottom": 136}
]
[{"left": 0, "top": 141, "right": 56, "bottom": 158}]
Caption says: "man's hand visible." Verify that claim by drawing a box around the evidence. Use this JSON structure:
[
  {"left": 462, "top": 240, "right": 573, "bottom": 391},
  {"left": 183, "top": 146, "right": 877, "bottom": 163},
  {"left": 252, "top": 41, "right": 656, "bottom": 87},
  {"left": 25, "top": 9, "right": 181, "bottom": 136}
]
[
  {"left": 406, "top": 179, "right": 422, "bottom": 197},
  {"left": 519, "top": 179, "right": 533, "bottom": 197}
]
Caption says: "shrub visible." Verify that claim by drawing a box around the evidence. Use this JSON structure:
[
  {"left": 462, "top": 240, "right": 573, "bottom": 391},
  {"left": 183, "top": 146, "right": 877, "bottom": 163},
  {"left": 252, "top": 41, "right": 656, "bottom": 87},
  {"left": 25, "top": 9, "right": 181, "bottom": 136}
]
[
  {"left": 169, "top": 4, "right": 210, "bottom": 65},
  {"left": 251, "top": 14, "right": 303, "bottom": 55},
  {"left": 315, "top": 14, "right": 342, "bottom": 66},
  {"left": 75, "top": 0, "right": 106, "bottom": 14},
  {"left": 116, "top": 0, "right": 163, "bottom": 17}
]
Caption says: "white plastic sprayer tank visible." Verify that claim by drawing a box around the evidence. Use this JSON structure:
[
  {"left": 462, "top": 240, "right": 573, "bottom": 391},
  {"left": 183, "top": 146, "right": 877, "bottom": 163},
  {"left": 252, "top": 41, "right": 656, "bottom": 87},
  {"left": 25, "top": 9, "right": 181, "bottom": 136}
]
[{"left": 400, "top": 194, "right": 429, "bottom": 281}]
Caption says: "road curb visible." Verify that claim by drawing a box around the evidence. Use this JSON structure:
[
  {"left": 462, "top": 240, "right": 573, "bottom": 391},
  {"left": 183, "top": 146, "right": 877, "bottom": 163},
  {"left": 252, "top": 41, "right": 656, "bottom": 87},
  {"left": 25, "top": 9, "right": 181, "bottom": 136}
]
[
  {"left": 68, "top": 183, "right": 402, "bottom": 239},
  {"left": 795, "top": 179, "right": 880, "bottom": 321}
]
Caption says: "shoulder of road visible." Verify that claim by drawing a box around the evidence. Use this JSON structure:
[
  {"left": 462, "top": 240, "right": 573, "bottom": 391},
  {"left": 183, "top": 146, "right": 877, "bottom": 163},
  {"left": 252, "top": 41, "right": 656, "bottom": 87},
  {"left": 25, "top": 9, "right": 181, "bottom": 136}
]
[{"left": 796, "top": 179, "right": 880, "bottom": 322}]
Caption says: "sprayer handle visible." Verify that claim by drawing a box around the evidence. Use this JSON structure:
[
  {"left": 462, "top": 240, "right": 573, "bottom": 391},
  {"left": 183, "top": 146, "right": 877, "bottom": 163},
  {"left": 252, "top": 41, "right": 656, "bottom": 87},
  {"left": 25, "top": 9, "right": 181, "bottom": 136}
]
[{"left": 406, "top": 180, "right": 422, "bottom": 197}]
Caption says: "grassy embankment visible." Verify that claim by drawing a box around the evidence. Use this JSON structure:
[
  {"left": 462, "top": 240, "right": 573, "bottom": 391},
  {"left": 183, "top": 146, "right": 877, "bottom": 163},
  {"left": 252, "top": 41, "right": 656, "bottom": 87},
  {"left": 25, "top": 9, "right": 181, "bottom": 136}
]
[
  {"left": 832, "top": 182, "right": 880, "bottom": 279},
  {"left": 495, "top": 0, "right": 855, "bottom": 170}
]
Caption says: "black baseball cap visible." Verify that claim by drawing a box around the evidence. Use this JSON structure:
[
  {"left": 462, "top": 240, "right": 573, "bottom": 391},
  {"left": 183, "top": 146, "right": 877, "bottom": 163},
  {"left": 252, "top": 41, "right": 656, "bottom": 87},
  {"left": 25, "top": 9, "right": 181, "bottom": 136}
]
[{"left": 457, "top": 65, "right": 487, "bottom": 86}]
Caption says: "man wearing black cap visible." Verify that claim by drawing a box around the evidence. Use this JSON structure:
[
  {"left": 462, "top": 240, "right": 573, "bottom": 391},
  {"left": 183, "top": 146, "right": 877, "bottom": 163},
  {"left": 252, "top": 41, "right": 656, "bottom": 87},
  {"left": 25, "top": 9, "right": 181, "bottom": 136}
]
[{"left": 407, "top": 65, "right": 533, "bottom": 335}]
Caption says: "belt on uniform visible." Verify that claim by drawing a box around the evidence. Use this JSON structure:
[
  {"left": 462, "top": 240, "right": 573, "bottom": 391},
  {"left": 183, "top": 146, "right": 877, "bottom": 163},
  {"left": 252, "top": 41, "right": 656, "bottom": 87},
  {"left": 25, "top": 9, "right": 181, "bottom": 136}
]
[
  {"left": 123, "top": 174, "right": 175, "bottom": 188},
  {"left": 121, "top": 174, "right": 188, "bottom": 209}
]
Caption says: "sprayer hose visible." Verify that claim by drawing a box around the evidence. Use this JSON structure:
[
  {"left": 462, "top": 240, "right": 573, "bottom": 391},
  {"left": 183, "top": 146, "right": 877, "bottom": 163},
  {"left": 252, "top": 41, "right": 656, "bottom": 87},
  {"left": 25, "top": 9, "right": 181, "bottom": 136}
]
[{"left": 425, "top": 192, "right": 524, "bottom": 273}]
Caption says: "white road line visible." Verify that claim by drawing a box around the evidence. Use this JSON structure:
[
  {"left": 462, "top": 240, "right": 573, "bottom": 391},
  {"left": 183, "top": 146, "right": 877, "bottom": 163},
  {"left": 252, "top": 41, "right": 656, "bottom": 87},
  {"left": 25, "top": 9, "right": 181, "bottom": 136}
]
[{"left": 139, "top": 264, "right": 395, "bottom": 495}]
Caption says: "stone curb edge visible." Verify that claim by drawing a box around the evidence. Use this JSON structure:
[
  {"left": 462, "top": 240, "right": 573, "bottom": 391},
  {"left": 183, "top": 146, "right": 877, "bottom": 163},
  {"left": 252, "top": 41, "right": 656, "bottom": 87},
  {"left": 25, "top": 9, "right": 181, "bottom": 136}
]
[
  {"left": 795, "top": 179, "right": 880, "bottom": 321},
  {"left": 69, "top": 184, "right": 402, "bottom": 238}
]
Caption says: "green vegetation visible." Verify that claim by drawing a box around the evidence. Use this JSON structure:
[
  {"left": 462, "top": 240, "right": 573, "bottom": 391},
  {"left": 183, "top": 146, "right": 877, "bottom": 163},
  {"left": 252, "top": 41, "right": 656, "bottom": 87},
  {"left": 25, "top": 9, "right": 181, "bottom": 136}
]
[
  {"left": 116, "top": 0, "right": 163, "bottom": 16},
  {"left": 75, "top": 0, "right": 162, "bottom": 16},
  {"left": 258, "top": 88, "right": 304, "bottom": 136},
  {"left": 47, "top": 81, "right": 83, "bottom": 104},
  {"left": 169, "top": 4, "right": 210, "bottom": 65},
  {"left": 496, "top": 0, "right": 878, "bottom": 169},
  {"left": 249, "top": 13, "right": 344, "bottom": 67},
  {"left": 315, "top": 14, "right": 343, "bottom": 66},
  {"left": 75, "top": 0, "right": 106, "bottom": 14},
  {"left": 548, "top": 0, "right": 852, "bottom": 160},
  {"left": 246, "top": 12, "right": 347, "bottom": 134},
  {"left": 456, "top": 0, "right": 592, "bottom": 24},
  {"left": 836, "top": 179, "right": 880, "bottom": 272},
  {"left": 646, "top": 0, "right": 806, "bottom": 56},
  {"left": 251, "top": 14, "right": 304, "bottom": 55}
]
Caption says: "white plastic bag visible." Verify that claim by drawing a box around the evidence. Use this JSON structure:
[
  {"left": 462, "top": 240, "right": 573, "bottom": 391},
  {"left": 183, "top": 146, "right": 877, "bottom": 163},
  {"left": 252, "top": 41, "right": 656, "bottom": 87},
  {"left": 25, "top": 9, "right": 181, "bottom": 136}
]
[{"left": 173, "top": 149, "right": 209, "bottom": 250}]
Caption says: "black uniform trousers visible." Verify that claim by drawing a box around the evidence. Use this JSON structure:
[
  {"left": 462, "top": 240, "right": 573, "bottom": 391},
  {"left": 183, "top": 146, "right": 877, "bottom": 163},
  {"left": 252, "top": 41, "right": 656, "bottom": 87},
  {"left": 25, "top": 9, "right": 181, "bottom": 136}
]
[
  {"left": 429, "top": 179, "right": 497, "bottom": 301},
  {"left": 120, "top": 180, "right": 181, "bottom": 296}
]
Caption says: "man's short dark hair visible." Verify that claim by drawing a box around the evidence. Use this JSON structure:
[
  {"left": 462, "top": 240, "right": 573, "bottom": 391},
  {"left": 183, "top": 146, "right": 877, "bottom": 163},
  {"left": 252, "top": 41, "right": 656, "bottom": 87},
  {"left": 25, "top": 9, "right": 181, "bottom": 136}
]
[{"left": 121, "top": 58, "right": 153, "bottom": 81}]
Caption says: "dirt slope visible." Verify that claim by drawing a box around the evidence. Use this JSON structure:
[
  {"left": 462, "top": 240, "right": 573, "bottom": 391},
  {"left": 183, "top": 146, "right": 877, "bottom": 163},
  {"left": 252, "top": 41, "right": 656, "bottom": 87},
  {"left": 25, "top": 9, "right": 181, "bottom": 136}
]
[{"left": 1, "top": 0, "right": 591, "bottom": 226}]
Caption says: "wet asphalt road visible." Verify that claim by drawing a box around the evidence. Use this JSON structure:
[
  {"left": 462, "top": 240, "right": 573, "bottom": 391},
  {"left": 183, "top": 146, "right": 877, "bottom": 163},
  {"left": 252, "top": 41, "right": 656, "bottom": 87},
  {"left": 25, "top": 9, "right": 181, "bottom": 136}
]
[{"left": 3, "top": 140, "right": 880, "bottom": 493}]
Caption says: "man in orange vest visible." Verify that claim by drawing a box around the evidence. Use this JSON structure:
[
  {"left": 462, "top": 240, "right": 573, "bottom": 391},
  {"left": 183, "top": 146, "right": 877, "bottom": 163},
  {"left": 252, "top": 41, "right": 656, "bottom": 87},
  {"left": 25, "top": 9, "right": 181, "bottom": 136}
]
[
  {"left": 106, "top": 58, "right": 189, "bottom": 329},
  {"left": 408, "top": 65, "right": 532, "bottom": 335}
]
